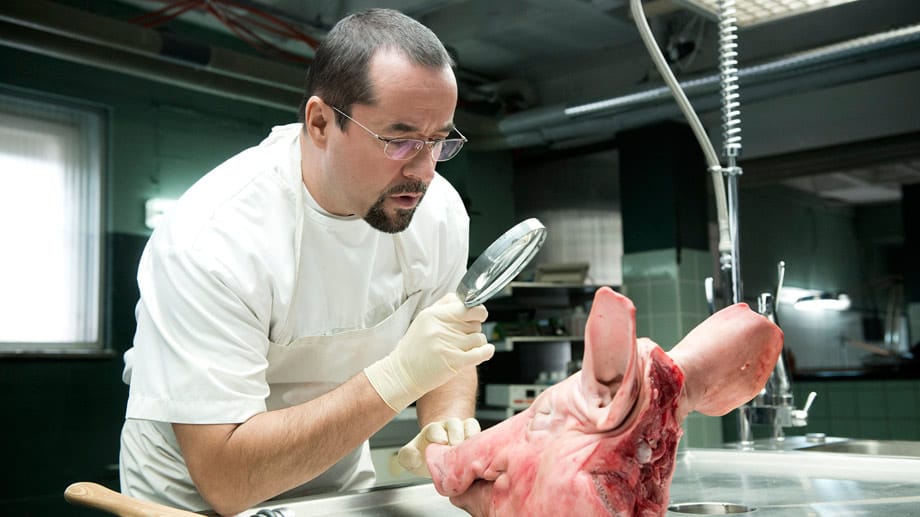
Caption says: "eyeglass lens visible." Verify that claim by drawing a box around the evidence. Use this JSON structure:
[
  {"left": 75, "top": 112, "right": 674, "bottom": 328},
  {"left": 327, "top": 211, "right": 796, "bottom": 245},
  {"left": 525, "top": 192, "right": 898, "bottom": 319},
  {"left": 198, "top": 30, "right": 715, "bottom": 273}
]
[{"left": 385, "top": 139, "right": 464, "bottom": 162}]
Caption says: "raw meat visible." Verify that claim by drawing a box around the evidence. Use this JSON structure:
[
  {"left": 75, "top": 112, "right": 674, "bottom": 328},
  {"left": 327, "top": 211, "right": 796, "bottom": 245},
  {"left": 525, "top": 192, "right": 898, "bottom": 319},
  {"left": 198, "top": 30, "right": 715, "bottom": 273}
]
[{"left": 426, "top": 287, "right": 783, "bottom": 516}]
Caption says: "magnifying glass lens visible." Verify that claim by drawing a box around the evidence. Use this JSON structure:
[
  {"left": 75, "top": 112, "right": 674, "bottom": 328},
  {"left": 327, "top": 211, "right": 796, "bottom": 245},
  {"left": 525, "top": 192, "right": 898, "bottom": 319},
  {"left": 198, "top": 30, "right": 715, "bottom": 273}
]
[{"left": 456, "top": 218, "right": 546, "bottom": 307}]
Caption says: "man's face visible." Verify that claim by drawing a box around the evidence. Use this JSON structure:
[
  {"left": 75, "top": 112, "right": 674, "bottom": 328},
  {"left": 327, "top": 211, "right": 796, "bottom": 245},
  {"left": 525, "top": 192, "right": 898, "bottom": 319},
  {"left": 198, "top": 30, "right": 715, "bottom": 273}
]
[{"left": 324, "top": 50, "right": 459, "bottom": 233}]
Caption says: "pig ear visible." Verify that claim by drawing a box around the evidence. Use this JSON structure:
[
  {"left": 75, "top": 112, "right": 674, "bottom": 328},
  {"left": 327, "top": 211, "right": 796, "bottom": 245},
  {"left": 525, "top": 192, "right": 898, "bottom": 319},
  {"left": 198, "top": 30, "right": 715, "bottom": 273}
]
[
  {"left": 669, "top": 303, "right": 783, "bottom": 416},
  {"left": 581, "top": 287, "right": 640, "bottom": 431}
]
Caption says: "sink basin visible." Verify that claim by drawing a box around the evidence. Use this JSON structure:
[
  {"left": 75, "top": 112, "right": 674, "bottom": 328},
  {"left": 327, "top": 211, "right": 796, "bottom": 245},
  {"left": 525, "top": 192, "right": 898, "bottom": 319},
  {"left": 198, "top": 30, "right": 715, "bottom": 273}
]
[
  {"left": 725, "top": 435, "right": 920, "bottom": 458},
  {"left": 801, "top": 439, "right": 920, "bottom": 457}
]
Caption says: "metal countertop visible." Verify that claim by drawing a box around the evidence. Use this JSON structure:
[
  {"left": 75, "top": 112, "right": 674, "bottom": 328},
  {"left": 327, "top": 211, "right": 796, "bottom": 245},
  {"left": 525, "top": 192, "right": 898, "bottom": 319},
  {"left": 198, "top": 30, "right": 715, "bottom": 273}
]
[{"left": 246, "top": 448, "right": 920, "bottom": 516}]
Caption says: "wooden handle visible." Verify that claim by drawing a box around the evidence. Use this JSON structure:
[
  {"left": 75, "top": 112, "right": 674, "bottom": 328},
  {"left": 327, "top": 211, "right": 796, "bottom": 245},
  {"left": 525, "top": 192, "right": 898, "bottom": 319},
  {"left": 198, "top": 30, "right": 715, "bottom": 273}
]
[{"left": 64, "top": 482, "right": 203, "bottom": 517}]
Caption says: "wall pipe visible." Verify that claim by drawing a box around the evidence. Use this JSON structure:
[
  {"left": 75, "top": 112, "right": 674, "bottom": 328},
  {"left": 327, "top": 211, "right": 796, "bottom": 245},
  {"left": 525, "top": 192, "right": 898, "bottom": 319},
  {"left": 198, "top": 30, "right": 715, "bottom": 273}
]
[
  {"left": 1, "top": 1, "right": 918, "bottom": 142},
  {"left": 0, "top": 0, "right": 304, "bottom": 113},
  {"left": 478, "top": 47, "right": 920, "bottom": 151},
  {"left": 498, "top": 23, "right": 920, "bottom": 146}
]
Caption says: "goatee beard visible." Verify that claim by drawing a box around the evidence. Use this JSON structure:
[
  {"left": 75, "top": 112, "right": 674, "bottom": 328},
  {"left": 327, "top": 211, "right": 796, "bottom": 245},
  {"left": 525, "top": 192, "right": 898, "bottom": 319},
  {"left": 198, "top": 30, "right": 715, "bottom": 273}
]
[{"left": 364, "top": 180, "right": 428, "bottom": 233}]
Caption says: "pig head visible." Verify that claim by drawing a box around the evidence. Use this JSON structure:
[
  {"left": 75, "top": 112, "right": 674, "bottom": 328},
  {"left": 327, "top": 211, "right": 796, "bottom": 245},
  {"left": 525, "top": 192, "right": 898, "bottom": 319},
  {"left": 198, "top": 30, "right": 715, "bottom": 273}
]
[{"left": 426, "top": 287, "right": 783, "bottom": 517}]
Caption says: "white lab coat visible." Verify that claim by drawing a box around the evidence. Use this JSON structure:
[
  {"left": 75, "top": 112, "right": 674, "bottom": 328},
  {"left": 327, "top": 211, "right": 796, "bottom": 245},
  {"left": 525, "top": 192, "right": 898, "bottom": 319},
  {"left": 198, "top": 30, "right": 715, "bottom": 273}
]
[{"left": 119, "top": 124, "right": 469, "bottom": 511}]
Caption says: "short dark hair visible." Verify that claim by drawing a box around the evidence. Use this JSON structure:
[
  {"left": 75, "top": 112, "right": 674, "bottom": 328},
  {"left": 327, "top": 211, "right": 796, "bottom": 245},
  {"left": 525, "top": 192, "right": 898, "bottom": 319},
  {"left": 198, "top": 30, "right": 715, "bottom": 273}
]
[{"left": 299, "top": 8, "right": 455, "bottom": 128}]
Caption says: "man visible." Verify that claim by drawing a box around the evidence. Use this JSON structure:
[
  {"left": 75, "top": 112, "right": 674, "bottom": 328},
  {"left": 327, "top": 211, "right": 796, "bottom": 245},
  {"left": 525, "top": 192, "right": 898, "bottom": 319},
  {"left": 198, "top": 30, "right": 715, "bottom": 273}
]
[{"left": 119, "top": 9, "right": 493, "bottom": 515}]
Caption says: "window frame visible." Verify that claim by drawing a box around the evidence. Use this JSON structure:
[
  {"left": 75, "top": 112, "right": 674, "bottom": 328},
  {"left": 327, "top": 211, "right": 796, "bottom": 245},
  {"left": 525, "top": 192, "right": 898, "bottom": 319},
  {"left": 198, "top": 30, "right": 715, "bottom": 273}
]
[{"left": 0, "top": 85, "right": 108, "bottom": 358}]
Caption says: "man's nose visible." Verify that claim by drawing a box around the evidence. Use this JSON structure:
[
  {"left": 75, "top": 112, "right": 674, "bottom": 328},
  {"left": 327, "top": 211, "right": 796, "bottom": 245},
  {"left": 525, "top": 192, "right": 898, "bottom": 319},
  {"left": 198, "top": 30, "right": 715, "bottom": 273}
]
[{"left": 402, "top": 150, "right": 436, "bottom": 182}]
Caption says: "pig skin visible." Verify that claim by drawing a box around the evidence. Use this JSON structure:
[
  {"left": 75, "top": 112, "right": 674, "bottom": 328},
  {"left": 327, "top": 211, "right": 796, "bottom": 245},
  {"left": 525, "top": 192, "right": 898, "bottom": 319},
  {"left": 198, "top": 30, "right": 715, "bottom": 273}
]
[{"left": 426, "top": 287, "right": 783, "bottom": 517}]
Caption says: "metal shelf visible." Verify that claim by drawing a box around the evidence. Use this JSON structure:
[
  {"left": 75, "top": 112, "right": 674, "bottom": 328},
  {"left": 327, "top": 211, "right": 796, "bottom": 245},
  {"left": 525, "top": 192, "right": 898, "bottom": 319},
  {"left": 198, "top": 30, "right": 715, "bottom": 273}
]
[
  {"left": 475, "top": 407, "right": 518, "bottom": 420},
  {"left": 496, "top": 281, "right": 614, "bottom": 298},
  {"left": 509, "top": 281, "right": 603, "bottom": 289},
  {"left": 495, "top": 335, "right": 583, "bottom": 352}
]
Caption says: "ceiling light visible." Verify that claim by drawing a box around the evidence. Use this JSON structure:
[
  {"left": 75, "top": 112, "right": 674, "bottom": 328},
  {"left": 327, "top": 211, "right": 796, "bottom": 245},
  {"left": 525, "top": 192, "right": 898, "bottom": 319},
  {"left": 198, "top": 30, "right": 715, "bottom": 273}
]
[
  {"left": 776, "top": 286, "right": 819, "bottom": 306},
  {"left": 676, "top": 0, "right": 862, "bottom": 28},
  {"left": 793, "top": 292, "right": 851, "bottom": 311}
]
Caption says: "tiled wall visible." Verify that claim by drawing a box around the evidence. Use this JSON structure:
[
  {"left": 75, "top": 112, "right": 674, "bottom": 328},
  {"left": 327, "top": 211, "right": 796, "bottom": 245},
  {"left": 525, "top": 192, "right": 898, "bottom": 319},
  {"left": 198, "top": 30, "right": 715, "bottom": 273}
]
[
  {"left": 622, "top": 247, "right": 722, "bottom": 447},
  {"left": 622, "top": 248, "right": 711, "bottom": 348},
  {"left": 790, "top": 379, "right": 920, "bottom": 440},
  {"left": 682, "top": 413, "right": 725, "bottom": 449},
  {"left": 720, "top": 378, "right": 920, "bottom": 443}
]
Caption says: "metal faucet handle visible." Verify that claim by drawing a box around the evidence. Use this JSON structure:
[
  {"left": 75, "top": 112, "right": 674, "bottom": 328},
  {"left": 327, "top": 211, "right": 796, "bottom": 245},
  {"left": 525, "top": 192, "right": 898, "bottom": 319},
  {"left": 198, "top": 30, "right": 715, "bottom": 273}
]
[
  {"left": 757, "top": 292, "right": 774, "bottom": 318},
  {"left": 790, "top": 391, "right": 817, "bottom": 426}
]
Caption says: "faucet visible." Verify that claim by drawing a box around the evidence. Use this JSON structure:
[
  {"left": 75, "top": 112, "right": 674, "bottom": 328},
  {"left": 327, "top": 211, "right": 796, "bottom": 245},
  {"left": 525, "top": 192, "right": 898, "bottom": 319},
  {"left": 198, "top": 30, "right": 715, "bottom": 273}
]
[{"left": 737, "top": 263, "right": 817, "bottom": 448}]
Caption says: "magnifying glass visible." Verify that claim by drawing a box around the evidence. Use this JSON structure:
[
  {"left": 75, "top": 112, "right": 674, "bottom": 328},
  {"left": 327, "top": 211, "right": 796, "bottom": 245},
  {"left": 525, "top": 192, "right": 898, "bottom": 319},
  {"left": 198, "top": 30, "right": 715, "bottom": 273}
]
[{"left": 456, "top": 218, "right": 547, "bottom": 307}]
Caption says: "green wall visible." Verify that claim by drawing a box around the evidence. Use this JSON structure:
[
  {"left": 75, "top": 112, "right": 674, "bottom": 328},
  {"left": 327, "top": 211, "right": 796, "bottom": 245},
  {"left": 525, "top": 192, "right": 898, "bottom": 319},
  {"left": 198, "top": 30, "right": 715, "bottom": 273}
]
[
  {"left": 438, "top": 149, "right": 516, "bottom": 258},
  {"left": 793, "top": 378, "right": 920, "bottom": 440},
  {"left": 720, "top": 378, "right": 920, "bottom": 443},
  {"left": 619, "top": 122, "right": 709, "bottom": 254},
  {"left": 0, "top": 43, "right": 293, "bottom": 514}
]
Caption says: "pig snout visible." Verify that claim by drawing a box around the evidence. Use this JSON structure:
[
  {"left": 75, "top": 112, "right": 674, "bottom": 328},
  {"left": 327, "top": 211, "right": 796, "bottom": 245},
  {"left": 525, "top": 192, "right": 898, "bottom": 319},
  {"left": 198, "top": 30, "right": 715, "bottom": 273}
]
[{"left": 668, "top": 302, "right": 783, "bottom": 417}]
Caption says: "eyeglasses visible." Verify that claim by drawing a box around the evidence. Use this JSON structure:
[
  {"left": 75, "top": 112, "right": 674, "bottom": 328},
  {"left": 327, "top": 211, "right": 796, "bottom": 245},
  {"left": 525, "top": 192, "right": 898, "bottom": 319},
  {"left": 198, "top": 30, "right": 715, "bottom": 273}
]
[{"left": 330, "top": 105, "right": 467, "bottom": 162}]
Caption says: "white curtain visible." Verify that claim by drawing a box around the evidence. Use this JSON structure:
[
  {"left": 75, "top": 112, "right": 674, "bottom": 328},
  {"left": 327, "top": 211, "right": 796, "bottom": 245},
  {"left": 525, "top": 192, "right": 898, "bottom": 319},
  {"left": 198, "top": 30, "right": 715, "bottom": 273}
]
[{"left": 0, "top": 93, "right": 102, "bottom": 350}]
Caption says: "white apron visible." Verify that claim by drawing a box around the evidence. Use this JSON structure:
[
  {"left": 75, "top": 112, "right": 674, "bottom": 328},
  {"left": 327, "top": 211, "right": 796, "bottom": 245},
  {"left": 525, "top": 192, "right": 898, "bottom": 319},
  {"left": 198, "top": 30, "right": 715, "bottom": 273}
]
[{"left": 263, "top": 225, "right": 424, "bottom": 498}]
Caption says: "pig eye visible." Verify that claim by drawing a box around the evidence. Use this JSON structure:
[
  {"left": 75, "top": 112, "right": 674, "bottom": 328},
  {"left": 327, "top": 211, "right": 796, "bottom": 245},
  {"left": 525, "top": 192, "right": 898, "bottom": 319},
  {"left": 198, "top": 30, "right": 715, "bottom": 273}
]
[
  {"left": 534, "top": 397, "right": 553, "bottom": 415},
  {"left": 530, "top": 411, "right": 553, "bottom": 431},
  {"left": 528, "top": 399, "right": 555, "bottom": 432}
]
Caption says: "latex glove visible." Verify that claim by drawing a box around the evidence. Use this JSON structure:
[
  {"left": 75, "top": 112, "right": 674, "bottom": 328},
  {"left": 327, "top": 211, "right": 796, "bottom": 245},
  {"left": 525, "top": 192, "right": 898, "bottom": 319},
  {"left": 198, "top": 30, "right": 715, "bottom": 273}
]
[
  {"left": 365, "top": 293, "right": 494, "bottom": 412},
  {"left": 398, "top": 417, "right": 482, "bottom": 477}
]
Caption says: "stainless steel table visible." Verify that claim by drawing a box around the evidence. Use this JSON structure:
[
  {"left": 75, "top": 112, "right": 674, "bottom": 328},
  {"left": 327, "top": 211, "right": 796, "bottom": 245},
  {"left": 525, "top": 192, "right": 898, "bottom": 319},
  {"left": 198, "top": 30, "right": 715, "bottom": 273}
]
[{"left": 246, "top": 448, "right": 920, "bottom": 516}]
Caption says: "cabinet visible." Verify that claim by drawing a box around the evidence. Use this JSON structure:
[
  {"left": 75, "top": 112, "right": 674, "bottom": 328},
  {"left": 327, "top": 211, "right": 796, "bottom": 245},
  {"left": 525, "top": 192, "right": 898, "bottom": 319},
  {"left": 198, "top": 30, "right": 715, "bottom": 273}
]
[{"left": 476, "top": 282, "right": 617, "bottom": 422}]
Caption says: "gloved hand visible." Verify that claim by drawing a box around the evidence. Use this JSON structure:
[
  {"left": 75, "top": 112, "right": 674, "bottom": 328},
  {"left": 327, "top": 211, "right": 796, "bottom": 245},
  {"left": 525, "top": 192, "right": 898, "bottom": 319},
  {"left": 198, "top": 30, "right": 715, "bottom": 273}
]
[
  {"left": 365, "top": 293, "right": 494, "bottom": 412},
  {"left": 398, "top": 417, "right": 482, "bottom": 477}
]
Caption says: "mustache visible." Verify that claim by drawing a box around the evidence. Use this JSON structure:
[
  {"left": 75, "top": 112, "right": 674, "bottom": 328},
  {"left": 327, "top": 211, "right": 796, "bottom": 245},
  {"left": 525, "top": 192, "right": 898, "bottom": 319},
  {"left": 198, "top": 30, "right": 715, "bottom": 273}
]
[{"left": 385, "top": 180, "right": 428, "bottom": 197}]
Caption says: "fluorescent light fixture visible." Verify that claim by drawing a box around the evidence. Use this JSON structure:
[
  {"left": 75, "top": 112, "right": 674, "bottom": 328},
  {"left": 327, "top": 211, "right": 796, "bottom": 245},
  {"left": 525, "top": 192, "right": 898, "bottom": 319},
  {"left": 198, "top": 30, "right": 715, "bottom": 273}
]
[
  {"left": 776, "top": 286, "right": 819, "bottom": 306},
  {"left": 676, "top": 0, "right": 861, "bottom": 27},
  {"left": 793, "top": 292, "right": 851, "bottom": 311},
  {"left": 145, "top": 198, "right": 177, "bottom": 230}
]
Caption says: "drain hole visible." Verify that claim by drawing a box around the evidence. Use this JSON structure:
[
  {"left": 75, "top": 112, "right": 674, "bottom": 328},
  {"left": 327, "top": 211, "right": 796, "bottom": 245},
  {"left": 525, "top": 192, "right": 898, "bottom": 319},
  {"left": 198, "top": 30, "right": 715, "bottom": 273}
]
[{"left": 668, "top": 502, "right": 756, "bottom": 514}]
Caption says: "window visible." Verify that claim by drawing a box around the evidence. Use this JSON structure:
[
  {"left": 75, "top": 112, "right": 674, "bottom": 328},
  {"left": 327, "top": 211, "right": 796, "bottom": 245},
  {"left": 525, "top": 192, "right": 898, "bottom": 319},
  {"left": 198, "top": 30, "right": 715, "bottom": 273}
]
[{"left": 0, "top": 89, "right": 104, "bottom": 354}]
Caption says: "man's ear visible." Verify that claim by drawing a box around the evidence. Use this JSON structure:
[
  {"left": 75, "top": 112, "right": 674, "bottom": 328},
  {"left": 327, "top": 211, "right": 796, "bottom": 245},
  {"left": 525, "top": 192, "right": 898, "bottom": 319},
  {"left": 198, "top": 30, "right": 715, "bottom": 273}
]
[{"left": 304, "top": 96, "right": 331, "bottom": 149}]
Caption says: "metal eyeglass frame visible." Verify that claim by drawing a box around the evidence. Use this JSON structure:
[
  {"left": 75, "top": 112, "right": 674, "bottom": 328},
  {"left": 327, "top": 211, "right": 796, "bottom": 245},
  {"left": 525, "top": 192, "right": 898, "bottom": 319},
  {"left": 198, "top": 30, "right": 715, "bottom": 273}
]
[{"left": 329, "top": 105, "right": 467, "bottom": 162}]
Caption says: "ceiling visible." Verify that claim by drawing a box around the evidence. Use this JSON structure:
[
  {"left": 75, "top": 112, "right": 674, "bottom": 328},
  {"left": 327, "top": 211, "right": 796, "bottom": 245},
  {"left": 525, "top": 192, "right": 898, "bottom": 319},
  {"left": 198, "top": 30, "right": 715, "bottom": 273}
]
[
  {"left": 783, "top": 158, "right": 920, "bottom": 205},
  {"left": 101, "top": 0, "right": 919, "bottom": 104},
  {"left": 28, "top": 0, "right": 920, "bottom": 202}
]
